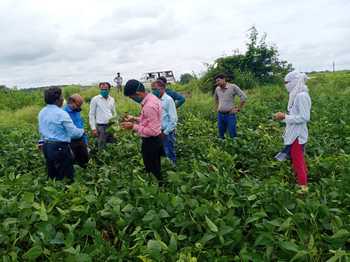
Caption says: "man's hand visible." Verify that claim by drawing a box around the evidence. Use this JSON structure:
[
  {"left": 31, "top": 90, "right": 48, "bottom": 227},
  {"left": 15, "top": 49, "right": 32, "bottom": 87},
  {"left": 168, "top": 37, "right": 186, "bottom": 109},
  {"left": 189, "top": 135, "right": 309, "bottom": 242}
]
[
  {"left": 92, "top": 129, "right": 98, "bottom": 137},
  {"left": 124, "top": 115, "right": 136, "bottom": 122},
  {"left": 274, "top": 112, "right": 286, "bottom": 121},
  {"left": 159, "top": 132, "right": 165, "bottom": 139},
  {"left": 231, "top": 106, "right": 241, "bottom": 113},
  {"left": 121, "top": 122, "right": 134, "bottom": 130}
]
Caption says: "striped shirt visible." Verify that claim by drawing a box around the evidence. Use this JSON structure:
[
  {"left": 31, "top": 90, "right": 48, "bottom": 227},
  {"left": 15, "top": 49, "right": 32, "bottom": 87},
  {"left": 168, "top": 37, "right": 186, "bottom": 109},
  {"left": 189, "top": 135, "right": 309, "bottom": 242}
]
[{"left": 283, "top": 92, "right": 311, "bottom": 145}]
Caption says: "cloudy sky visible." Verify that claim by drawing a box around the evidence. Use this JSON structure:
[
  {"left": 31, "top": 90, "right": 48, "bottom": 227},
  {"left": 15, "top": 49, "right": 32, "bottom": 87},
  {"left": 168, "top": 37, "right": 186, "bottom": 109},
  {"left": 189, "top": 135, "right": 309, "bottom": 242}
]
[{"left": 0, "top": 0, "right": 349, "bottom": 88}]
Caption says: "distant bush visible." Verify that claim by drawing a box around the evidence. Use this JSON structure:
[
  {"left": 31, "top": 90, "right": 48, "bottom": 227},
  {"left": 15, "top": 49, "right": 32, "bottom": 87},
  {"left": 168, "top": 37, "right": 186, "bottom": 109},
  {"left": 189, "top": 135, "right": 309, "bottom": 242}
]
[
  {"left": 63, "top": 85, "right": 81, "bottom": 99},
  {"left": 0, "top": 89, "right": 43, "bottom": 111},
  {"left": 0, "top": 105, "right": 41, "bottom": 127},
  {"left": 179, "top": 73, "right": 197, "bottom": 85}
]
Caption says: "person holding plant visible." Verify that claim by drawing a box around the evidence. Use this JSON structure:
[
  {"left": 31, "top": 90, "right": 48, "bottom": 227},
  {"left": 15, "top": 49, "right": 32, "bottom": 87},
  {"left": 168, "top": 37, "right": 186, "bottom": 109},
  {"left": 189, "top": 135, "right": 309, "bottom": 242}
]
[
  {"left": 64, "top": 94, "right": 89, "bottom": 168},
  {"left": 89, "top": 82, "right": 116, "bottom": 149},
  {"left": 38, "top": 87, "right": 84, "bottom": 182},
  {"left": 274, "top": 71, "right": 311, "bottom": 192},
  {"left": 121, "top": 79, "right": 163, "bottom": 181},
  {"left": 214, "top": 74, "right": 247, "bottom": 139},
  {"left": 151, "top": 80, "right": 178, "bottom": 166}
]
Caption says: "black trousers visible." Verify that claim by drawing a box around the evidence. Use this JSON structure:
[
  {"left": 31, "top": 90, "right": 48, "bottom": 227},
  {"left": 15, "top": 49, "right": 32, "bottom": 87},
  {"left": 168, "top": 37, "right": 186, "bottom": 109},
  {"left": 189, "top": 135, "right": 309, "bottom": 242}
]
[
  {"left": 70, "top": 138, "right": 89, "bottom": 168},
  {"left": 141, "top": 136, "right": 163, "bottom": 180},
  {"left": 43, "top": 142, "right": 74, "bottom": 180},
  {"left": 96, "top": 124, "right": 115, "bottom": 149}
]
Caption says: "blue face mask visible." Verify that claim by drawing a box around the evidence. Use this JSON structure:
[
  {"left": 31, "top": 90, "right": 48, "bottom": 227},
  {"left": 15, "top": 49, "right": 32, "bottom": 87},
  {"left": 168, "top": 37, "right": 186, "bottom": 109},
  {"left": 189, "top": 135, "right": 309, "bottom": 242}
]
[
  {"left": 131, "top": 96, "right": 143, "bottom": 103},
  {"left": 100, "top": 90, "right": 109, "bottom": 98},
  {"left": 152, "top": 89, "right": 161, "bottom": 98}
]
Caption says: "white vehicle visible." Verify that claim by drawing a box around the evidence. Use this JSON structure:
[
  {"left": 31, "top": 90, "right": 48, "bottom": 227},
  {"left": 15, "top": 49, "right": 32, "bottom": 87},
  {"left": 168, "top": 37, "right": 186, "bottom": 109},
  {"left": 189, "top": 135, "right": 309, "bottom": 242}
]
[{"left": 141, "top": 70, "right": 176, "bottom": 87}]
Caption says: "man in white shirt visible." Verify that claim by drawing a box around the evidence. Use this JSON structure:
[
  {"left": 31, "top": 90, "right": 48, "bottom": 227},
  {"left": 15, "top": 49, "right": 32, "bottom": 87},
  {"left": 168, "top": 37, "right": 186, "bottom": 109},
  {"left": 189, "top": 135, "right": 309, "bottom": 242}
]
[{"left": 89, "top": 82, "right": 116, "bottom": 149}]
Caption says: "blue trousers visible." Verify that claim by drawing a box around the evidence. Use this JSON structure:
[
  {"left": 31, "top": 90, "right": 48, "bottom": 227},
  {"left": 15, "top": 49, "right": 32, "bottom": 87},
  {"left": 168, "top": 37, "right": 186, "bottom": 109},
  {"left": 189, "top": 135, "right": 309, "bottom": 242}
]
[
  {"left": 218, "top": 112, "right": 237, "bottom": 139},
  {"left": 162, "top": 131, "right": 176, "bottom": 164}
]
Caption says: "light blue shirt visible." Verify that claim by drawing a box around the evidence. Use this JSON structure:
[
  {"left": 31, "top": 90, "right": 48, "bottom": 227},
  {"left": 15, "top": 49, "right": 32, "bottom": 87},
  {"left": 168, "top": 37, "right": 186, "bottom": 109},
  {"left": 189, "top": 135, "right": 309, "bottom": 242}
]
[
  {"left": 160, "top": 93, "right": 178, "bottom": 135},
  {"left": 38, "top": 104, "right": 84, "bottom": 142}
]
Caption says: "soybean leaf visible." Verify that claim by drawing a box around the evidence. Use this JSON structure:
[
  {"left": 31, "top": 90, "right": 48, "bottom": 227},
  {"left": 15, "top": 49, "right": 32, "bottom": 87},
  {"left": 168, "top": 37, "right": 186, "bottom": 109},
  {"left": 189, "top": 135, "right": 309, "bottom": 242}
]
[
  {"left": 22, "top": 246, "right": 42, "bottom": 260},
  {"left": 205, "top": 216, "right": 218, "bottom": 232}
]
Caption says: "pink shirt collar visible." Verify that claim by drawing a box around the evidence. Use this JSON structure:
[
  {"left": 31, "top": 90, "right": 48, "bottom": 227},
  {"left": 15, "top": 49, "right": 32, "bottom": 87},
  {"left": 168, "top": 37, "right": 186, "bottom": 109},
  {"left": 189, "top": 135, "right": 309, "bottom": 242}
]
[{"left": 141, "top": 93, "right": 150, "bottom": 106}]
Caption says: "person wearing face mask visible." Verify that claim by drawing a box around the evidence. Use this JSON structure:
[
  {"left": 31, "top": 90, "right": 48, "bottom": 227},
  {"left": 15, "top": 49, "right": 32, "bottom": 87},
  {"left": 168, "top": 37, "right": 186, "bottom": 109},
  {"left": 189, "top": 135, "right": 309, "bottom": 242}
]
[
  {"left": 89, "top": 82, "right": 116, "bottom": 149},
  {"left": 64, "top": 94, "right": 89, "bottom": 168},
  {"left": 274, "top": 71, "right": 312, "bottom": 193},
  {"left": 157, "top": 76, "right": 186, "bottom": 108},
  {"left": 151, "top": 80, "right": 178, "bottom": 166},
  {"left": 121, "top": 79, "right": 163, "bottom": 182},
  {"left": 38, "top": 87, "right": 84, "bottom": 182}
]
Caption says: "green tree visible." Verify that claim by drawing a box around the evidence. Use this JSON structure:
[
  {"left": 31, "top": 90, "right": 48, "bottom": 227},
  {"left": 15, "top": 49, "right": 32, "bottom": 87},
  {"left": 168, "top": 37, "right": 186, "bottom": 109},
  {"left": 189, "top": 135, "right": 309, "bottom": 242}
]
[
  {"left": 179, "top": 73, "right": 197, "bottom": 85},
  {"left": 199, "top": 26, "right": 293, "bottom": 92}
]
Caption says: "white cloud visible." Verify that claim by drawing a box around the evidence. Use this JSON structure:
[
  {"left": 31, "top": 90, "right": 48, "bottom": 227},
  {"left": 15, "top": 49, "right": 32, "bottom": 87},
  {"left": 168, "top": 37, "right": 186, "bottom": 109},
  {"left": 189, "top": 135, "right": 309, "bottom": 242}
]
[{"left": 0, "top": 0, "right": 349, "bottom": 88}]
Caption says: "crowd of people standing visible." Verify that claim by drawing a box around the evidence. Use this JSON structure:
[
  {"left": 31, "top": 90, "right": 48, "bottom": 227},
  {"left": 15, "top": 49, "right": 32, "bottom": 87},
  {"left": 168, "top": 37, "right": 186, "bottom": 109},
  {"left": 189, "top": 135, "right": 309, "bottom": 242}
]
[{"left": 38, "top": 71, "right": 311, "bottom": 191}]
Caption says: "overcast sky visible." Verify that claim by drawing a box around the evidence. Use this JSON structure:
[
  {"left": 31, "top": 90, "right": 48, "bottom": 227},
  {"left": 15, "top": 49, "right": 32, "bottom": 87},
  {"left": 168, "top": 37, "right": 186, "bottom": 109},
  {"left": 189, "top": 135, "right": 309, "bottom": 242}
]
[{"left": 1, "top": 0, "right": 349, "bottom": 88}]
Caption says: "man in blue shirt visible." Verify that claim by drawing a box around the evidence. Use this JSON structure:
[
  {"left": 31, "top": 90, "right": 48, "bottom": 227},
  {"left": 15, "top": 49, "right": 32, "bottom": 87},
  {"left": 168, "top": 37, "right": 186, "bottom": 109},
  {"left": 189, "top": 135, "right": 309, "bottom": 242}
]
[
  {"left": 152, "top": 80, "right": 178, "bottom": 166},
  {"left": 157, "top": 77, "right": 186, "bottom": 108},
  {"left": 64, "top": 94, "right": 89, "bottom": 168},
  {"left": 38, "top": 87, "right": 84, "bottom": 181}
]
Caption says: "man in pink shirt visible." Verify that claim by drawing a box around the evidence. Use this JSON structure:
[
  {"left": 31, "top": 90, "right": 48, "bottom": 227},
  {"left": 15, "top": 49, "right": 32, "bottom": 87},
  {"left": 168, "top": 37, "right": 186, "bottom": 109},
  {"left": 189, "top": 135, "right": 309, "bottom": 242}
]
[{"left": 121, "top": 79, "right": 163, "bottom": 181}]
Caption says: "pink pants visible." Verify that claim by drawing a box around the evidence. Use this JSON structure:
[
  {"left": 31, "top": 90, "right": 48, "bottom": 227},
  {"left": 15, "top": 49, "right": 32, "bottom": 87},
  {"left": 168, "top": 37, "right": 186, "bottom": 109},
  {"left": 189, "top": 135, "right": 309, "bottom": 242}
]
[{"left": 290, "top": 139, "right": 308, "bottom": 186}]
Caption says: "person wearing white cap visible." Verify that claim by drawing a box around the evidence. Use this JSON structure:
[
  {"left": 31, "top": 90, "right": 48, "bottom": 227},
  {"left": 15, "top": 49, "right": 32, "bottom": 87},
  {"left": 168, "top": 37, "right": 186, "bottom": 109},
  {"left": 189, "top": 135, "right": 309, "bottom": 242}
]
[{"left": 274, "top": 71, "right": 312, "bottom": 192}]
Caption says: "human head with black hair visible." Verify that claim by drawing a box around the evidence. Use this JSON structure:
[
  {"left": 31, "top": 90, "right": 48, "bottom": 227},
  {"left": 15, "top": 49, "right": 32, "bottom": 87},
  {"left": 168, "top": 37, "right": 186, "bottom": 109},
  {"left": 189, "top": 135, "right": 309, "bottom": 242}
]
[
  {"left": 99, "top": 82, "right": 111, "bottom": 98},
  {"left": 151, "top": 80, "right": 166, "bottom": 98},
  {"left": 124, "top": 79, "right": 146, "bottom": 103},
  {"left": 215, "top": 73, "right": 227, "bottom": 88},
  {"left": 157, "top": 76, "right": 167, "bottom": 85},
  {"left": 44, "top": 87, "right": 64, "bottom": 107},
  {"left": 117, "top": 72, "right": 120, "bottom": 76}
]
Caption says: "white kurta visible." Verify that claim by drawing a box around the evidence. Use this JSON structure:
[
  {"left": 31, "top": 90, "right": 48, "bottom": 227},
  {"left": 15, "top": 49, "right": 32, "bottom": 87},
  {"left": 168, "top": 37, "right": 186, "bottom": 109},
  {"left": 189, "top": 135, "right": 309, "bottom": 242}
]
[{"left": 283, "top": 91, "right": 311, "bottom": 145}]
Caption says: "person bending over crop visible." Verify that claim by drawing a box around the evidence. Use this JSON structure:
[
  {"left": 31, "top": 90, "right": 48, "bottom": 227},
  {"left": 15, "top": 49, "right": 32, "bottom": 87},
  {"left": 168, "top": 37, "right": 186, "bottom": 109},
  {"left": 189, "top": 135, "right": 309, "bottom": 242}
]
[
  {"left": 89, "top": 82, "right": 116, "bottom": 149},
  {"left": 214, "top": 74, "right": 247, "bottom": 139},
  {"left": 64, "top": 94, "right": 89, "bottom": 168},
  {"left": 121, "top": 80, "right": 164, "bottom": 181},
  {"left": 152, "top": 80, "right": 178, "bottom": 166},
  {"left": 274, "top": 71, "right": 311, "bottom": 192},
  {"left": 38, "top": 87, "right": 84, "bottom": 182},
  {"left": 157, "top": 76, "right": 186, "bottom": 108}
]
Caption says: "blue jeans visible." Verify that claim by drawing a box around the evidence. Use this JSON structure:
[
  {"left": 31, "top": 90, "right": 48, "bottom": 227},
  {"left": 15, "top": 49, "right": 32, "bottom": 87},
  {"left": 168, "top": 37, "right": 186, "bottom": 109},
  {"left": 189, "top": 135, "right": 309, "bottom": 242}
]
[
  {"left": 218, "top": 112, "right": 237, "bottom": 139},
  {"left": 162, "top": 131, "right": 176, "bottom": 164}
]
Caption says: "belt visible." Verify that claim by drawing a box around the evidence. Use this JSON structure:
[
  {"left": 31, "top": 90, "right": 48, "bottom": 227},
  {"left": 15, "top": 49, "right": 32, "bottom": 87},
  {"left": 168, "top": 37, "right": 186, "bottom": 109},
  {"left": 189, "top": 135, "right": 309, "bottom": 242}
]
[
  {"left": 44, "top": 141, "right": 69, "bottom": 145},
  {"left": 219, "top": 111, "right": 233, "bottom": 115},
  {"left": 97, "top": 123, "right": 108, "bottom": 127},
  {"left": 71, "top": 137, "right": 84, "bottom": 143},
  {"left": 142, "top": 135, "right": 161, "bottom": 140}
]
